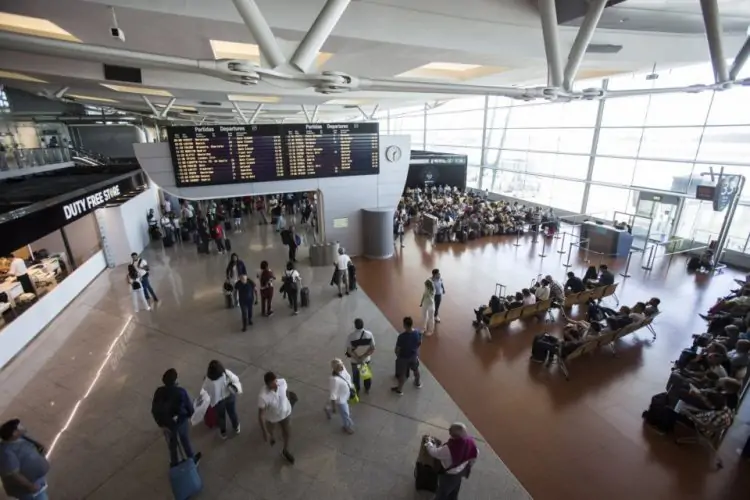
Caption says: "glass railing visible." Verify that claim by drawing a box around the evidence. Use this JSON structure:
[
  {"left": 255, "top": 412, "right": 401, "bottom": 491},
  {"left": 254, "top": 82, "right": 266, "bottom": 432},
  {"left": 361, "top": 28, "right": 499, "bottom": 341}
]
[{"left": 0, "top": 147, "right": 73, "bottom": 171}]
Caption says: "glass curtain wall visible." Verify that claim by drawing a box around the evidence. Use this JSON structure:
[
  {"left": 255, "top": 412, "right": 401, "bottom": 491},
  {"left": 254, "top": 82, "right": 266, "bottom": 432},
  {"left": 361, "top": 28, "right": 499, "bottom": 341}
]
[{"left": 380, "top": 60, "right": 750, "bottom": 252}]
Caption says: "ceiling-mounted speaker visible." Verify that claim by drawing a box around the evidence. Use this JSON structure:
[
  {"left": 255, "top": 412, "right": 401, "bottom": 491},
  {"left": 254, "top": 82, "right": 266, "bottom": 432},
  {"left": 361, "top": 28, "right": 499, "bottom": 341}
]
[
  {"left": 103, "top": 64, "right": 142, "bottom": 83},
  {"left": 198, "top": 101, "right": 223, "bottom": 106},
  {"left": 585, "top": 44, "right": 622, "bottom": 54}
]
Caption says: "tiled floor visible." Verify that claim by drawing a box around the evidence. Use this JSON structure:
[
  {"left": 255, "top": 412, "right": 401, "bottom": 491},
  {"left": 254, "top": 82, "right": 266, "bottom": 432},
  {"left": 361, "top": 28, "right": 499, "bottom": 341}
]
[
  {"left": 356, "top": 227, "right": 750, "bottom": 500},
  {"left": 0, "top": 217, "right": 529, "bottom": 500}
]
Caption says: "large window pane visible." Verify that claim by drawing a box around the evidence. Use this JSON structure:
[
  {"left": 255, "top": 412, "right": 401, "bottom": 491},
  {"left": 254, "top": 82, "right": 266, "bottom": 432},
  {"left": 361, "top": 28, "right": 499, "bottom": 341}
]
[
  {"left": 466, "top": 166, "right": 480, "bottom": 189},
  {"left": 485, "top": 107, "right": 509, "bottom": 130},
  {"left": 696, "top": 126, "right": 750, "bottom": 163},
  {"left": 631, "top": 160, "right": 695, "bottom": 192},
  {"left": 586, "top": 185, "right": 637, "bottom": 219},
  {"left": 549, "top": 179, "right": 586, "bottom": 212},
  {"left": 596, "top": 128, "right": 643, "bottom": 156},
  {"left": 426, "top": 109, "right": 484, "bottom": 130},
  {"left": 425, "top": 129, "right": 482, "bottom": 148},
  {"left": 706, "top": 87, "right": 750, "bottom": 126},
  {"left": 432, "top": 97, "right": 485, "bottom": 113},
  {"left": 643, "top": 93, "right": 712, "bottom": 126},
  {"left": 601, "top": 95, "right": 650, "bottom": 126},
  {"left": 480, "top": 168, "right": 494, "bottom": 190},
  {"left": 676, "top": 200, "right": 750, "bottom": 251},
  {"left": 591, "top": 157, "right": 636, "bottom": 185},
  {"left": 638, "top": 127, "right": 702, "bottom": 160}
]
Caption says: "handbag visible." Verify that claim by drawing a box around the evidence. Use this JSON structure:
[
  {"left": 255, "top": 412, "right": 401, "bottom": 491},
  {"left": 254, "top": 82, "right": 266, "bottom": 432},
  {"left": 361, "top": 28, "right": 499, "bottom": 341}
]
[
  {"left": 336, "top": 374, "right": 359, "bottom": 404},
  {"left": 359, "top": 363, "right": 373, "bottom": 381}
]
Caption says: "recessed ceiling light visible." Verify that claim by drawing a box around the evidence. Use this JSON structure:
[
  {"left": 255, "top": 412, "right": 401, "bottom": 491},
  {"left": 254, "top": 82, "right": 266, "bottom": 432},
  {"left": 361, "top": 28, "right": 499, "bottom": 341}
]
[
  {"left": 0, "top": 69, "right": 47, "bottom": 83},
  {"left": 210, "top": 39, "right": 332, "bottom": 67},
  {"left": 227, "top": 94, "right": 280, "bottom": 103},
  {"left": 421, "top": 62, "right": 482, "bottom": 72},
  {"left": 0, "top": 12, "right": 81, "bottom": 42},
  {"left": 67, "top": 94, "right": 118, "bottom": 103},
  {"left": 100, "top": 83, "right": 173, "bottom": 97},
  {"left": 156, "top": 103, "right": 196, "bottom": 111}
]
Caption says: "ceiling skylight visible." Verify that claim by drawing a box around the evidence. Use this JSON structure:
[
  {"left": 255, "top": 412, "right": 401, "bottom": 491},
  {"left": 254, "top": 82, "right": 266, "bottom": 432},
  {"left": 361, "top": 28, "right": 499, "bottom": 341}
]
[
  {"left": 100, "top": 84, "right": 173, "bottom": 97},
  {"left": 210, "top": 40, "right": 333, "bottom": 67},
  {"left": 0, "top": 12, "right": 81, "bottom": 42},
  {"left": 397, "top": 62, "right": 508, "bottom": 81},
  {"left": 0, "top": 69, "right": 47, "bottom": 83},
  {"left": 68, "top": 94, "right": 118, "bottom": 103},
  {"left": 227, "top": 94, "right": 280, "bottom": 103}
]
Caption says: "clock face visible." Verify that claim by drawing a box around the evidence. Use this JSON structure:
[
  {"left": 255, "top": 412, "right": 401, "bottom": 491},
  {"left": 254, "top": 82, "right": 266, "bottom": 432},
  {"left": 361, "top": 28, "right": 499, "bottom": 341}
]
[{"left": 385, "top": 145, "right": 402, "bottom": 163}]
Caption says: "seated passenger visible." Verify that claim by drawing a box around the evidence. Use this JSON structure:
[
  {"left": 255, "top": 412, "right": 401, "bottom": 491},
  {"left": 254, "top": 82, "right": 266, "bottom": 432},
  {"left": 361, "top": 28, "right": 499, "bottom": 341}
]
[
  {"left": 507, "top": 293, "right": 524, "bottom": 309},
  {"left": 583, "top": 265, "right": 599, "bottom": 288},
  {"left": 597, "top": 265, "right": 615, "bottom": 287},
  {"left": 564, "top": 271, "right": 585, "bottom": 295},
  {"left": 473, "top": 295, "right": 505, "bottom": 326},
  {"left": 521, "top": 288, "right": 536, "bottom": 306},
  {"left": 727, "top": 339, "right": 750, "bottom": 376},
  {"left": 544, "top": 275, "right": 565, "bottom": 303},
  {"left": 630, "top": 302, "right": 647, "bottom": 322},
  {"left": 534, "top": 280, "right": 551, "bottom": 301},
  {"left": 605, "top": 306, "right": 633, "bottom": 330},
  {"left": 645, "top": 297, "right": 661, "bottom": 317}
]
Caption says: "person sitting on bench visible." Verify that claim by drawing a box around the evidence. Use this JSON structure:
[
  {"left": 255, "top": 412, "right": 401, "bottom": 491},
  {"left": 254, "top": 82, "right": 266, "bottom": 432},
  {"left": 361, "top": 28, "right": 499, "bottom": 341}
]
[{"left": 473, "top": 296, "right": 504, "bottom": 327}]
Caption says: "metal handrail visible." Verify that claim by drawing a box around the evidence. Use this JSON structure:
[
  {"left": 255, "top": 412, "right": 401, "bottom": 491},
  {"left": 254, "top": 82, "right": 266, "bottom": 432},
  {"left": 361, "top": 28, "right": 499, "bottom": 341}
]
[{"left": 0, "top": 147, "right": 72, "bottom": 171}]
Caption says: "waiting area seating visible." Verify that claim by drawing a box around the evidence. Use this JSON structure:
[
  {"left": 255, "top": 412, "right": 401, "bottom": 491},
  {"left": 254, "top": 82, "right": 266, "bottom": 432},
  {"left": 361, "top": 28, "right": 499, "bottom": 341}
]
[
  {"left": 487, "top": 299, "right": 554, "bottom": 328},
  {"left": 562, "top": 283, "right": 620, "bottom": 309}
]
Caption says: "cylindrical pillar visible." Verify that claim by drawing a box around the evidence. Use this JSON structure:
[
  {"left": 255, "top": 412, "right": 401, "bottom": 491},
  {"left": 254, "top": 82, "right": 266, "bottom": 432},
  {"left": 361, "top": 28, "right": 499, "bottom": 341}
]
[{"left": 362, "top": 208, "right": 394, "bottom": 259}]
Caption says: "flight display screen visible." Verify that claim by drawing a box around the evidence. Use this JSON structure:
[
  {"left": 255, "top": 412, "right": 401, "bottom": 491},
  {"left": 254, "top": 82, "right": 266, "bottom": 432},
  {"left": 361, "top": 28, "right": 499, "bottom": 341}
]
[{"left": 167, "top": 122, "right": 379, "bottom": 187}]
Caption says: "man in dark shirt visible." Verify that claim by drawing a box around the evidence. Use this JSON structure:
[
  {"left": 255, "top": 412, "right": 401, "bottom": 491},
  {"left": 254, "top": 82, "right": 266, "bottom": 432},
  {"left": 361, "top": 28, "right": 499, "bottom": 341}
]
[
  {"left": 598, "top": 265, "right": 615, "bottom": 286},
  {"left": 565, "top": 271, "right": 585, "bottom": 294},
  {"left": 151, "top": 368, "right": 201, "bottom": 467},
  {"left": 234, "top": 274, "right": 257, "bottom": 331},
  {"left": 391, "top": 317, "right": 422, "bottom": 395}
]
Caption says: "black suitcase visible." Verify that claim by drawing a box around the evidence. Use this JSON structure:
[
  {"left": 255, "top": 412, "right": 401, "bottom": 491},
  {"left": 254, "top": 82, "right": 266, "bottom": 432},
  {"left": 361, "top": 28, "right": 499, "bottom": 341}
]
[
  {"left": 225, "top": 238, "right": 232, "bottom": 252},
  {"left": 300, "top": 287, "right": 310, "bottom": 307},
  {"left": 348, "top": 266, "right": 357, "bottom": 291},
  {"left": 163, "top": 233, "right": 174, "bottom": 248},
  {"left": 530, "top": 334, "right": 558, "bottom": 363},
  {"left": 181, "top": 228, "right": 190, "bottom": 241},
  {"left": 459, "top": 231, "right": 468, "bottom": 243},
  {"left": 224, "top": 220, "right": 232, "bottom": 231},
  {"left": 414, "top": 462, "right": 438, "bottom": 492},
  {"left": 225, "top": 294, "right": 234, "bottom": 309},
  {"left": 435, "top": 231, "right": 446, "bottom": 243},
  {"left": 468, "top": 230, "right": 477, "bottom": 240}
]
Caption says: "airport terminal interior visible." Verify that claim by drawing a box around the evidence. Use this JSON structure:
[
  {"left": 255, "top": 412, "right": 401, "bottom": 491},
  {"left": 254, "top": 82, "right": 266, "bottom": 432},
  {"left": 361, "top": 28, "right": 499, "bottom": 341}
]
[{"left": 1, "top": 0, "right": 750, "bottom": 499}]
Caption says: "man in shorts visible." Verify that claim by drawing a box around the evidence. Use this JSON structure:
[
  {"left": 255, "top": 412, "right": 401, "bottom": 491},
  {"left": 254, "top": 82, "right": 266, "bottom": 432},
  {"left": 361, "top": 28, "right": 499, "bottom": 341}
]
[
  {"left": 258, "top": 371, "right": 295, "bottom": 463},
  {"left": 391, "top": 316, "right": 423, "bottom": 395}
]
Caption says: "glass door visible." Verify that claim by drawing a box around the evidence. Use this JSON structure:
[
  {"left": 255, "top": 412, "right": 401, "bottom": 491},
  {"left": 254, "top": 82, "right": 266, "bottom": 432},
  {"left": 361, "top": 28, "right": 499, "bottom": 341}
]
[{"left": 635, "top": 193, "right": 679, "bottom": 243}]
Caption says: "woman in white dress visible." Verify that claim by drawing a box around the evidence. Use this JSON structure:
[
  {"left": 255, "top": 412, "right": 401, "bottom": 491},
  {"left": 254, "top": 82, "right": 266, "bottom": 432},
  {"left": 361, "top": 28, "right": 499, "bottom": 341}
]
[
  {"left": 127, "top": 264, "right": 150, "bottom": 312},
  {"left": 420, "top": 279, "right": 436, "bottom": 335}
]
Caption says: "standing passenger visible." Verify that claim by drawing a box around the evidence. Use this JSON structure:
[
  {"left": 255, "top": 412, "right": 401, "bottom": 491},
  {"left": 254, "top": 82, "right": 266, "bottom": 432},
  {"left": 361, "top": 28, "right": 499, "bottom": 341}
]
[
  {"left": 258, "top": 261, "right": 275, "bottom": 317},
  {"left": 420, "top": 280, "right": 436, "bottom": 335}
]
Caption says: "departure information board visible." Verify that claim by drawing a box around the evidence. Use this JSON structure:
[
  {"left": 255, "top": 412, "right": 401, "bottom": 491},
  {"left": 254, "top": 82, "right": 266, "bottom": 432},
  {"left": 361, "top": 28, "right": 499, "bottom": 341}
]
[{"left": 166, "top": 122, "right": 379, "bottom": 187}]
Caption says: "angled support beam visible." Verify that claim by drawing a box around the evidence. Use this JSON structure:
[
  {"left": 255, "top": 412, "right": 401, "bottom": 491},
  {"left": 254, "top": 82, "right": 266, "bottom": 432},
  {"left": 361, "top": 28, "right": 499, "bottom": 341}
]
[
  {"left": 160, "top": 97, "right": 176, "bottom": 118},
  {"left": 141, "top": 95, "right": 159, "bottom": 116},
  {"left": 250, "top": 103, "right": 264, "bottom": 123},
  {"left": 729, "top": 35, "right": 750, "bottom": 80},
  {"left": 290, "top": 0, "right": 350, "bottom": 73},
  {"left": 699, "top": 0, "right": 729, "bottom": 83},
  {"left": 54, "top": 86, "right": 70, "bottom": 99},
  {"left": 538, "top": 0, "right": 564, "bottom": 88},
  {"left": 232, "top": 101, "right": 249, "bottom": 123},
  {"left": 301, "top": 104, "right": 312, "bottom": 123},
  {"left": 369, "top": 103, "right": 379, "bottom": 120},
  {"left": 231, "top": 0, "right": 286, "bottom": 68},
  {"left": 356, "top": 105, "right": 369, "bottom": 120},
  {"left": 563, "top": 0, "right": 607, "bottom": 90},
  {"left": 311, "top": 105, "right": 319, "bottom": 123}
]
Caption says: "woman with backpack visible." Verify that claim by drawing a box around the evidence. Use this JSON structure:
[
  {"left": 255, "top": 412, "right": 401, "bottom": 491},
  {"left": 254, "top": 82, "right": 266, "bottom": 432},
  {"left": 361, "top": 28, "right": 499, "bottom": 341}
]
[
  {"left": 201, "top": 360, "right": 242, "bottom": 440},
  {"left": 127, "top": 264, "right": 150, "bottom": 312},
  {"left": 282, "top": 262, "right": 301, "bottom": 315}
]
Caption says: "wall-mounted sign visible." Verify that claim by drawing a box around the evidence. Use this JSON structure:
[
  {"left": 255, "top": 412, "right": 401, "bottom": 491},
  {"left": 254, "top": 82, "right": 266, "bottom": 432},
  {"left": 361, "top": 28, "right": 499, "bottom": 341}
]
[
  {"left": 713, "top": 174, "right": 740, "bottom": 212},
  {"left": 333, "top": 218, "right": 349, "bottom": 228},
  {"left": 695, "top": 185, "right": 716, "bottom": 201},
  {"left": 63, "top": 185, "right": 122, "bottom": 221}
]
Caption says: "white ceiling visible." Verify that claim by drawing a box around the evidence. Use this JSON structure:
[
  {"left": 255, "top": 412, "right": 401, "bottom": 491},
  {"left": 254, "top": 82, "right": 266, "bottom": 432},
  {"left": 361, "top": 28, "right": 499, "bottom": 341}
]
[{"left": 0, "top": 0, "right": 748, "bottom": 122}]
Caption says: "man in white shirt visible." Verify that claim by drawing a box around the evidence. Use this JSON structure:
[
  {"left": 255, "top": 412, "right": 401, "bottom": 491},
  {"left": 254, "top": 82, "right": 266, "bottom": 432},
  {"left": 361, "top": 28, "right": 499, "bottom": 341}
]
[
  {"left": 6, "top": 255, "right": 34, "bottom": 294},
  {"left": 258, "top": 371, "right": 294, "bottom": 463},
  {"left": 334, "top": 248, "right": 352, "bottom": 298},
  {"left": 534, "top": 280, "right": 551, "bottom": 302},
  {"left": 131, "top": 253, "right": 159, "bottom": 303},
  {"left": 326, "top": 359, "right": 354, "bottom": 434},
  {"left": 346, "top": 318, "right": 375, "bottom": 394}
]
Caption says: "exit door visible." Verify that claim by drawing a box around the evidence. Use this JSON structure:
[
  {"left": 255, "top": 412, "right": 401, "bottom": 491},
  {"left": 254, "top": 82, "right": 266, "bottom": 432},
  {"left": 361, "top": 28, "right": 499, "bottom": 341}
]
[{"left": 635, "top": 192, "right": 681, "bottom": 243}]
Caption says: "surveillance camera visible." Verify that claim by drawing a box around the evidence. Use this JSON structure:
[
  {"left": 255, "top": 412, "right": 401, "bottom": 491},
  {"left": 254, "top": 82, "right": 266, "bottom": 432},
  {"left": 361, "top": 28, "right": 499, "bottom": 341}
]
[{"left": 110, "top": 27, "right": 125, "bottom": 42}]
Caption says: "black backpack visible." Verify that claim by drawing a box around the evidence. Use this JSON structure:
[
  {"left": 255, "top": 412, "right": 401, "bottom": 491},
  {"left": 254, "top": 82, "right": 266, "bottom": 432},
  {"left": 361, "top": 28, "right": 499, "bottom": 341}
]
[
  {"left": 151, "top": 386, "right": 180, "bottom": 428},
  {"left": 280, "top": 229, "right": 292, "bottom": 246}
]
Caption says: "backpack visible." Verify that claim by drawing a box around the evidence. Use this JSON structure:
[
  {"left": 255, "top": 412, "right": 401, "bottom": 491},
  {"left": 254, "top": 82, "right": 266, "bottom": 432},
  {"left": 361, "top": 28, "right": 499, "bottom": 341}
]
[
  {"left": 151, "top": 386, "right": 180, "bottom": 428},
  {"left": 131, "top": 279, "right": 141, "bottom": 291},
  {"left": 280, "top": 229, "right": 292, "bottom": 245}
]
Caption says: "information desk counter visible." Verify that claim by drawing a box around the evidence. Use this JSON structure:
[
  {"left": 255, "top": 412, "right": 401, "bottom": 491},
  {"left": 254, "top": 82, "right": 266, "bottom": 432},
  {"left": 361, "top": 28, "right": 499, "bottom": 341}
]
[{"left": 580, "top": 222, "right": 633, "bottom": 258}]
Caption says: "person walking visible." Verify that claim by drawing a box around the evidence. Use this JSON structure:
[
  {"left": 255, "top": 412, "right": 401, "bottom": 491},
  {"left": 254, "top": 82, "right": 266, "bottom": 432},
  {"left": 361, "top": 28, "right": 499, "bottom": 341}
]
[
  {"left": 431, "top": 269, "right": 446, "bottom": 323},
  {"left": 0, "top": 419, "right": 50, "bottom": 500},
  {"left": 258, "top": 371, "right": 295, "bottom": 464},
  {"left": 391, "top": 316, "right": 422, "bottom": 395},
  {"left": 255, "top": 196, "right": 268, "bottom": 225},
  {"left": 226, "top": 253, "right": 247, "bottom": 305},
  {"left": 325, "top": 359, "right": 355, "bottom": 434},
  {"left": 201, "top": 360, "right": 242, "bottom": 440},
  {"left": 151, "top": 368, "right": 201, "bottom": 467},
  {"left": 258, "top": 261, "right": 276, "bottom": 317},
  {"left": 425, "top": 422, "right": 479, "bottom": 500},
  {"left": 287, "top": 226, "right": 299, "bottom": 263},
  {"left": 234, "top": 274, "right": 257, "bottom": 331},
  {"left": 394, "top": 213, "right": 405, "bottom": 248},
  {"left": 334, "top": 247, "right": 352, "bottom": 298},
  {"left": 420, "top": 279, "right": 436, "bottom": 335},
  {"left": 282, "top": 262, "right": 301, "bottom": 315},
  {"left": 127, "top": 264, "right": 150, "bottom": 312},
  {"left": 346, "top": 318, "right": 376, "bottom": 395},
  {"left": 212, "top": 221, "right": 226, "bottom": 254},
  {"left": 232, "top": 203, "right": 242, "bottom": 233},
  {"left": 131, "top": 252, "right": 159, "bottom": 303}
]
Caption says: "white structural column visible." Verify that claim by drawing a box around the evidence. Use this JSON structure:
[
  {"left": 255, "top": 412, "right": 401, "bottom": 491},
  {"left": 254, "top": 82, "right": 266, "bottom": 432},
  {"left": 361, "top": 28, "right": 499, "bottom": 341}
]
[
  {"left": 290, "top": 0, "right": 351, "bottom": 73},
  {"left": 141, "top": 96, "right": 159, "bottom": 116},
  {"left": 231, "top": 0, "right": 286, "bottom": 68},
  {"left": 580, "top": 78, "right": 608, "bottom": 213},
  {"left": 250, "top": 104, "right": 264, "bottom": 123},
  {"left": 159, "top": 97, "right": 176, "bottom": 118},
  {"left": 538, "top": 0, "right": 564, "bottom": 88},
  {"left": 699, "top": 0, "right": 729, "bottom": 83},
  {"left": 563, "top": 0, "right": 607, "bottom": 90},
  {"left": 729, "top": 36, "right": 750, "bottom": 80}
]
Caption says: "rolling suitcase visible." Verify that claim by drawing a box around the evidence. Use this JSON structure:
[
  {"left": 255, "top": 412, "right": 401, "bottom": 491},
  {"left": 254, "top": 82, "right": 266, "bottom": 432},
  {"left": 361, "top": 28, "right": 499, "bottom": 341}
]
[
  {"left": 530, "top": 334, "right": 558, "bottom": 363},
  {"left": 163, "top": 233, "right": 174, "bottom": 248},
  {"left": 459, "top": 230, "right": 468, "bottom": 243},
  {"left": 300, "top": 287, "right": 310, "bottom": 307},
  {"left": 181, "top": 228, "right": 190, "bottom": 241},
  {"left": 414, "top": 435, "right": 441, "bottom": 492},
  {"left": 168, "top": 441, "right": 202, "bottom": 500},
  {"left": 348, "top": 265, "right": 357, "bottom": 291}
]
